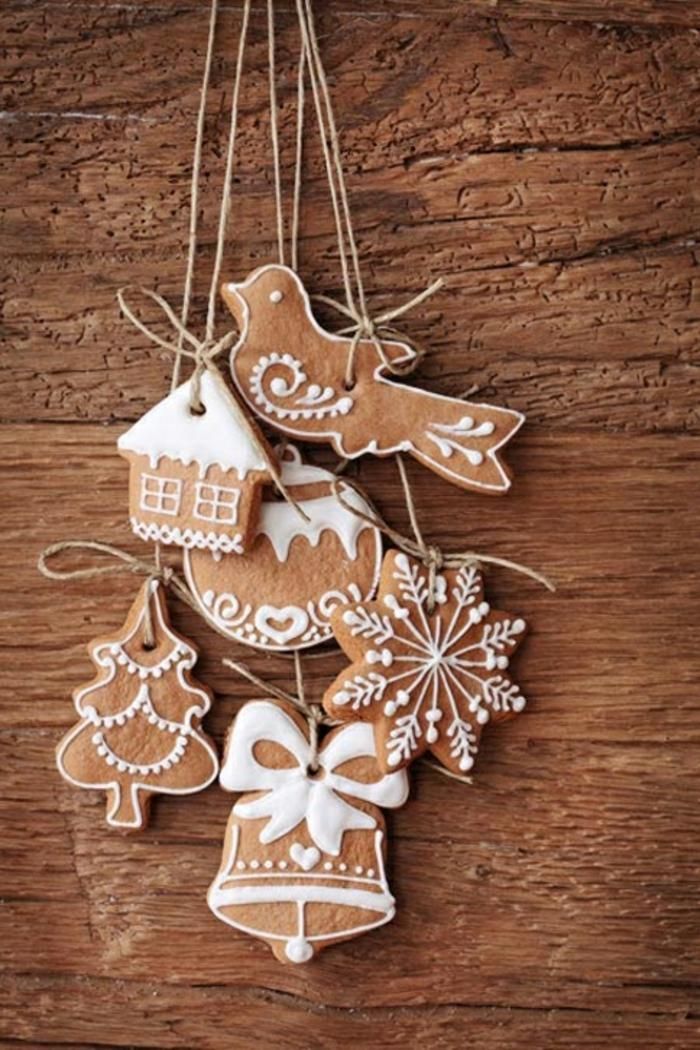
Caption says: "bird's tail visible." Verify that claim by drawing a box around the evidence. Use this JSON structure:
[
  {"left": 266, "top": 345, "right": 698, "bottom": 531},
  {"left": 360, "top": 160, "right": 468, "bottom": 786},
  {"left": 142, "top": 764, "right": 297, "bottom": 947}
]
[{"left": 393, "top": 384, "right": 524, "bottom": 494}]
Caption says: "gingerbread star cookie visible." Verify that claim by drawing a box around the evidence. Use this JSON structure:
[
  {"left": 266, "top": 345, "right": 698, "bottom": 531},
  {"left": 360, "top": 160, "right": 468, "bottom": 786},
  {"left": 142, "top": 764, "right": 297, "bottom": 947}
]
[{"left": 324, "top": 550, "right": 527, "bottom": 775}]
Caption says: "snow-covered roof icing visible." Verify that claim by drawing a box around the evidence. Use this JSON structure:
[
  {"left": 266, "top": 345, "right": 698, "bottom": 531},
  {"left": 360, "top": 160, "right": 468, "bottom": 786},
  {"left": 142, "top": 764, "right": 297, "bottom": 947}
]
[
  {"left": 256, "top": 445, "right": 378, "bottom": 561},
  {"left": 118, "top": 368, "right": 271, "bottom": 479}
]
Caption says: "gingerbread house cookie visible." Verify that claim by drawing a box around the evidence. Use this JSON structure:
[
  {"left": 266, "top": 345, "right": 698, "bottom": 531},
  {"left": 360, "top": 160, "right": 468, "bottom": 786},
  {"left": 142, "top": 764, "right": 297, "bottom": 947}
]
[{"left": 118, "top": 367, "right": 273, "bottom": 554}]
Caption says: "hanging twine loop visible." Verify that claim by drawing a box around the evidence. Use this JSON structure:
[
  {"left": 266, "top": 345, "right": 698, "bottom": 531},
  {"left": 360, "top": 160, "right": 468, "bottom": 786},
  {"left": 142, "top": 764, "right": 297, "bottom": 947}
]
[
  {"left": 116, "top": 286, "right": 237, "bottom": 414},
  {"left": 330, "top": 461, "right": 556, "bottom": 602},
  {"left": 314, "top": 279, "right": 443, "bottom": 389},
  {"left": 38, "top": 539, "right": 264, "bottom": 649},
  {"left": 116, "top": 285, "right": 310, "bottom": 523},
  {"left": 425, "top": 544, "right": 444, "bottom": 615},
  {"left": 222, "top": 649, "right": 336, "bottom": 768}
]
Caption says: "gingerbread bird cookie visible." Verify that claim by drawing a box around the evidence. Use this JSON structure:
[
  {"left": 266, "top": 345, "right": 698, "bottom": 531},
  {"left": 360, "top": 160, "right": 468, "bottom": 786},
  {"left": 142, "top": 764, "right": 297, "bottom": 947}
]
[{"left": 222, "top": 265, "right": 524, "bottom": 494}]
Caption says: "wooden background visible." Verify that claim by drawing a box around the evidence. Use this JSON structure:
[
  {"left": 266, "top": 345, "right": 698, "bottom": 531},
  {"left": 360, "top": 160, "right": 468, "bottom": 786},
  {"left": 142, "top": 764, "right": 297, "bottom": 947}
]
[{"left": 2, "top": 1, "right": 699, "bottom": 1046}]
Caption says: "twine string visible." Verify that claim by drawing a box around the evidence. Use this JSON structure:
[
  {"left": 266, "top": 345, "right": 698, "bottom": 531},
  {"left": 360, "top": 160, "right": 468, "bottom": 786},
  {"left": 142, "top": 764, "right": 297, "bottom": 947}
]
[
  {"left": 314, "top": 280, "right": 444, "bottom": 388},
  {"left": 38, "top": 541, "right": 283, "bottom": 650},
  {"left": 294, "top": 649, "right": 323, "bottom": 771},
  {"left": 294, "top": 0, "right": 356, "bottom": 316},
  {"left": 222, "top": 651, "right": 335, "bottom": 747},
  {"left": 267, "top": 0, "right": 285, "bottom": 265},
  {"left": 141, "top": 575, "right": 158, "bottom": 650},
  {"left": 172, "top": 0, "right": 220, "bottom": 391},
  {"left": 205, "top": 0, "right": 252, "bottom": 343},
  {"left": 116, "top": 285, "right": 309, "bottom": 522},
  {"left": 292, "top": 0, "right": 444, "bottom": 387},
  {"left": 330, "top": 474, "right": 556, "bottom": 594},
  {"left": 291, "top": 38, "right": 307, "bottom": 272}
]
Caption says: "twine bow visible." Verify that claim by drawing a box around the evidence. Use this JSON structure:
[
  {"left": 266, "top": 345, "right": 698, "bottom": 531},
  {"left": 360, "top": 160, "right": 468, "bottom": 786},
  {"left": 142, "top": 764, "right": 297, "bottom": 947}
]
[
  {"left": 331, "top": 466, "right": 556, "bottom": 608},
  {"left": 219, "top": 699, "right": 409, "bottom": 855},
  {"left": 116, "top": 285, "right": 309, "bottom": 521},
  {"left": 116, "top": 286, "right": 239, "bottom": 414},
  {"left": 315, "top": 277, "right": 444, "bottom": 389}
]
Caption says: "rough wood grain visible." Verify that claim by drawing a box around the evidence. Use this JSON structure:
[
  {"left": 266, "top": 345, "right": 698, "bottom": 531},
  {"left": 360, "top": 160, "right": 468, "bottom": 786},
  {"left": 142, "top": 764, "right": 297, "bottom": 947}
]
[
  {"left": 11, "top": 0, "right": 700, "bottom": 29},
  {"left": 2, "top": 424, "right": 700, "bottom": 1046},
  {"left": 2, "top": 7, "right": 699, "bottom": 432},
  {"left": 1, "top": 1, "right": 699, "bottom": 1047}
]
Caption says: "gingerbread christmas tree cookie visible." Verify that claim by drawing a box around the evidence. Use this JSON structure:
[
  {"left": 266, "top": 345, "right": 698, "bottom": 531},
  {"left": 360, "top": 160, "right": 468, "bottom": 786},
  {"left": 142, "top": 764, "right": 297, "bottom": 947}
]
[
  {"left": 56, "top": 579, "right": 218, "bottom": 829},
  {"left": 324, "top": 550, "right": 527, "bottom": 775},
  {"left": 118, "top": 366, "right": 273, "bottom": 554}
]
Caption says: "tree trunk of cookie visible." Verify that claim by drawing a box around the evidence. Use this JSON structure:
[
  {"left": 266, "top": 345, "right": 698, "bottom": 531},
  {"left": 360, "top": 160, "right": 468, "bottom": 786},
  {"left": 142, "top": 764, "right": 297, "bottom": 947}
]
[{"left": 107, "top": 785, "right": 142, "bottom": 829}]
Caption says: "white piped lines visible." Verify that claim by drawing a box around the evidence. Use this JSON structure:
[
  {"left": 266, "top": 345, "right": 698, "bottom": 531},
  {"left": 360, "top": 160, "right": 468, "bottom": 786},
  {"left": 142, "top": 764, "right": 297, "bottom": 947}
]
[
  {"left": 90, "top": 728, "right": 190, "bottom": 778},
  {"left": 249, "top": 352, "right": 353, "bottom": 422},
  {"left": 131, "top": 519, "right": 244, "bottom": 554},
  {"left": 328, "top": 551, "right": 527, "bottom": 773},
  {"left": 98, "top": 641, "right": 193, "bottom": 680}
]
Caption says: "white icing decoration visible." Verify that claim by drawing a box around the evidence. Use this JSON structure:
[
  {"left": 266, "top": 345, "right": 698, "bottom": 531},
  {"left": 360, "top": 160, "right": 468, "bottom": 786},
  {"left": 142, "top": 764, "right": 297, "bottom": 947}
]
[
  {"left": 248, "top": 351, "right": 353, "bottom": 422},
  {"left": 90, "top": 727, "right": 190, "bottom": 776},
  {"left": 118, "top": 367, "right": 269, "bottom": 480},
  {"left": 182, "top": 447, "right": 383, "bottom": 652},
  {"left": 258, "top": 488, "right": 372, "bottom": 561},
  {"left": 139, "top": 473, "right": 182, "bottom": 516},
  {"left": 219, "top": 700, "right": 408, "bottom": 855},
  {"left": 332, "top": 553, "right": 527, "bottom": 770},
  {"left": 193, "top": 481, "right": 240, "bottom": 524},
  {"left": 424, "top": 416, "right": 497, "bottom": 466},
  {"left": 289, "top": 843, "right": 321, "bottom": 871},
  {"left": 130, "top": 519, "right": 244, "bottom": 554},
  {"left": 82, "top": 681, "right": 190, "bottom": 732},
  {"left": 254, "top": 605, "right": 309, "bottom": 646},
  {"left": 227, "top": 265, "right": 525, "bottom": 493},
  {"left": 208, "top": 825, "right": 395, "bottom": 963}
]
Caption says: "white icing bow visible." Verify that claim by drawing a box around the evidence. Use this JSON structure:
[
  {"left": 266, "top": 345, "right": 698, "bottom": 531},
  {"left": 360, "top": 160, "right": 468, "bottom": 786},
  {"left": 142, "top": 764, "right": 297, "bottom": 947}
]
[{"left": 220, "top": 700, "right": 408, "bottom": 855}]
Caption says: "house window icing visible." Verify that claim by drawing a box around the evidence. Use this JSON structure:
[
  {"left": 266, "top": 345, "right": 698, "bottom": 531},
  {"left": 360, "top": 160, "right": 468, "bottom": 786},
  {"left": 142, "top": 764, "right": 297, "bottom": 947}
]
[
  {"left": 194, "top": 482, "right": 240, "bottom": 525},
  {"left": 140, "top": 473, "right": 182, "bottom": 516}
]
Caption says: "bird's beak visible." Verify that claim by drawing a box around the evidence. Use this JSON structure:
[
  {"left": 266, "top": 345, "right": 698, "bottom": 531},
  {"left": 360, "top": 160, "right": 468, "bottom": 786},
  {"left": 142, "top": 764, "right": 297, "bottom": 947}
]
[{"left": 220, "top": 280, "right": 245, "bottom": 328}]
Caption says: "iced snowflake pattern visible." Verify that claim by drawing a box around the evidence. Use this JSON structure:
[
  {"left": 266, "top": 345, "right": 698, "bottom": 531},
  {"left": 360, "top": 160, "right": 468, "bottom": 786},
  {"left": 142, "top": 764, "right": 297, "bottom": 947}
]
[{"left": 324, "top": 551, "right": 527, "bottom": 774}]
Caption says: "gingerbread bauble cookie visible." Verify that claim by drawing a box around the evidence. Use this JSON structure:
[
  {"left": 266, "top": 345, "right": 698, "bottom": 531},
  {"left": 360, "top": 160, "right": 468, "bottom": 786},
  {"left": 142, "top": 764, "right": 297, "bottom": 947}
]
[
  {"left": 208, "top": 699, "right": 408, "bottom": 963},
  {"left": 56, "top": 579, "right": 218, "bottom": 829},
  {"left": 324, "top": 550, "right": 527, "bottom": 775},
  {"left": 118, "top": 366, "right": 273, "bottom": 554},
  {"left": 184, "top": 445, "right": 382, "bottom": 650},
  {"left": 223, "top": 265, "right": 524, "bottom": 494}
]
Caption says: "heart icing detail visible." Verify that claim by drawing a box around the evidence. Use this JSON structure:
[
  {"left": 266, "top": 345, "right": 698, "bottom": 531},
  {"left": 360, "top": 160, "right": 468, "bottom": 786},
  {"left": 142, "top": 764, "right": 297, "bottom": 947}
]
[
  {"left": 255, "top": 605, "right": 308, "bottom": 645},
  {"left": 289, "top": 842, "right": 321, "bottom": 871}
]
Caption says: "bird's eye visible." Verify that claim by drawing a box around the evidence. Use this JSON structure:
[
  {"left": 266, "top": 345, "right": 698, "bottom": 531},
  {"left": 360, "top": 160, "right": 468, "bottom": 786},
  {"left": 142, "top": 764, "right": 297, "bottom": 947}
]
[{"left": 269, "top": 290, "right": 284, "bottom": 304}]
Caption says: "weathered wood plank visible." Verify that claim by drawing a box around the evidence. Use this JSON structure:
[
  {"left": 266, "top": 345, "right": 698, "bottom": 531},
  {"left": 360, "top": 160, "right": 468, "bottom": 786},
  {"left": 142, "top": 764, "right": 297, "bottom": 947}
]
[
  {"left": 1, "top": 422, "right": 699, "bottom": 1032},
  {"left": 1, "top": 974, "right": 699, "bottom": 1050},
  {"left": 3, "top": 9, "right": 699, "bottom": 150},
  {"left": 2, "top": 7, "right": 698, "bottom": 431},
  {"left": 3, "top": 239, "right": 699, "bottom": 431},
  {"left": 10, "top": 0, "right": 700, "bottom": 30},
  {"left": 2, "top": 1, "right": 700, "bottom": 1046}
]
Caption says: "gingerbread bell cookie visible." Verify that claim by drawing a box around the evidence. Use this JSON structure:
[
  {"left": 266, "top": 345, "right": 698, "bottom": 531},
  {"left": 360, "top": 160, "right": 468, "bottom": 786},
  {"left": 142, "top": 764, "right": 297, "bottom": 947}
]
[
  {"left": 118, "top": 365, "right": 273, "bottom": 554},
  {"left": 324, "top": 550, "right": 527, "bottom": 774},
  {"left": 184, "top": 445, "right": 382, "bottom": 650},
  {"left": 208, "top": 699, "right": 408, "bottom": 963},
  {"left": 56, "top": 579, "right": 218, "bottom": 829},
  {"left": 223, "top": 265, "right": 524, "bottom": 494}
]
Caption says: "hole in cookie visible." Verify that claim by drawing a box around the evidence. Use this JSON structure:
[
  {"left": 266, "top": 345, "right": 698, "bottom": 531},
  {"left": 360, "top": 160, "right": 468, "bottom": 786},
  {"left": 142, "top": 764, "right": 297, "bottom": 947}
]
[
  {"left": 342, "top": 378, "right": 356, "bottom": 392},
  {"left": 141, "top": 641, "right": 156, "bottom": 652},
  {"left": 189, "top": 402, "right": 207, "bottom": 416}
]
